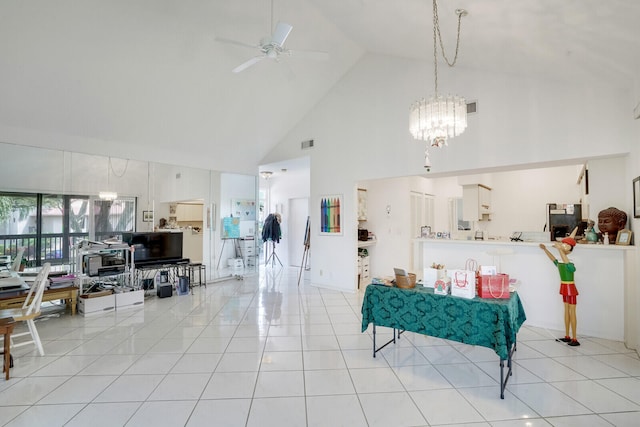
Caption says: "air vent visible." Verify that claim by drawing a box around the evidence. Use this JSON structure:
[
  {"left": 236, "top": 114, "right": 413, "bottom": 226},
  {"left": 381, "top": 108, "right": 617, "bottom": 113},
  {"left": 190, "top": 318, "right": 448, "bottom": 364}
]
[
  {"left": 467, "top": 101, "right": 478, "bottom": 115},
  {"left": 301, "top": 139, "right": 314, "bottom": 150}
]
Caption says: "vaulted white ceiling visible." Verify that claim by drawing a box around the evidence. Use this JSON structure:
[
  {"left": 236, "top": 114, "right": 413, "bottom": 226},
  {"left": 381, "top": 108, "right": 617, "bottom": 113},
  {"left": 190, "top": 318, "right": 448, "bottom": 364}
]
[{"left": 1, "top": 0, "right": 639, "bottom": 174}]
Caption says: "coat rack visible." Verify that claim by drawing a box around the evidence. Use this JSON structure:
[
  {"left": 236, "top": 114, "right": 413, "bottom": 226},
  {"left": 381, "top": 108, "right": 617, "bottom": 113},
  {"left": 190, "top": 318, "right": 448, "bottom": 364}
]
[{"left": 262, "top": 213, "right": 282, "bottom": 267}]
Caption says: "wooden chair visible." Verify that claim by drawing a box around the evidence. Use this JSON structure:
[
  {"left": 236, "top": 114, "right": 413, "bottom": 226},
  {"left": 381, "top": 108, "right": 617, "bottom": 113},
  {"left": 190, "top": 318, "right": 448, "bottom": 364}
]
[
  {"left": 0, "top": 263, "right": 51, "bottom": 356},
  {"left": 10, "top": 247, "right": 25, "bottom": 272}
]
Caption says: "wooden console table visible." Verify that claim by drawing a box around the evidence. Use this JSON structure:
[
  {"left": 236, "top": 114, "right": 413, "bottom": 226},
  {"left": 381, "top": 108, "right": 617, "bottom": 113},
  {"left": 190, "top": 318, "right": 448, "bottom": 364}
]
[
  {"left": 0, "top": 286, "right": 78, "bottom": 316},
  {"left": 361, "top": 284, "right": 526, "bottom": 399}
]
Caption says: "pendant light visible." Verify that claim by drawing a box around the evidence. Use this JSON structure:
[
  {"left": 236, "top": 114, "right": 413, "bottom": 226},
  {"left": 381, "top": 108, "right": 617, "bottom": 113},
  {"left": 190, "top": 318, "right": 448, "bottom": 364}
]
[{"left": 409, "top": 1, "right": 468, "bottom": 167}]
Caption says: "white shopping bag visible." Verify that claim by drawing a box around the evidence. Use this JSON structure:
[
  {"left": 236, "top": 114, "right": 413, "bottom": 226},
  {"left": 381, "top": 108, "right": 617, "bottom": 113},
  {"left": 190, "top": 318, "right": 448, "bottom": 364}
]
[
  {"left": 423, "top": 267, "right": 445, "bottom": 288},
  {"left": 450, "top": 259, "right": 477, "bottom": 299}
]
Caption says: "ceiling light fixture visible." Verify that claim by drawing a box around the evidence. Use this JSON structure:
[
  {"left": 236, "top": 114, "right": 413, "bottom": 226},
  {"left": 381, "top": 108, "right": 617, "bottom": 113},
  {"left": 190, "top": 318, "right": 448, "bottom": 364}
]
[
  {"left": 260, "top": 171, "right": 274, "bottom": 180},
  {"left": 410, "top": 1, "right": 468, "bottom": 165}
]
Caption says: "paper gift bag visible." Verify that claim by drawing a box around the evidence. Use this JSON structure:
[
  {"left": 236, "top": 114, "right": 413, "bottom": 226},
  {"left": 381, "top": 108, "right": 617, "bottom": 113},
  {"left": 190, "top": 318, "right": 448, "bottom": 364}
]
[
  {"left": 423, "top": 267, "right": 445, "bottom": 288},
  {"left": 449, "top": 259, "right": 477, "bottom": 299},
  {"left": 450, "top": 269, "right": 476, "bottom": 299},
  {"left": 478, "top": 274, "right": 510, "bottom": 299},
  {"left": 433, "top": 276, "right": 451, "bottom": 295}
]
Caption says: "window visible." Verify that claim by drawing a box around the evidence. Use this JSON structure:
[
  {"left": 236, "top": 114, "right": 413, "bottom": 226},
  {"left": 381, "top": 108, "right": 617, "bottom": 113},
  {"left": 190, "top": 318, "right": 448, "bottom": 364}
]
[
  {"left": 0, "top": 192, "right": 136, "bottom": 267},
  {"left": 0, "top": 193, "right": 37, "bottom": 266},
  {"left": 93, "top": 198, "right": 136, "bottom": 241}
]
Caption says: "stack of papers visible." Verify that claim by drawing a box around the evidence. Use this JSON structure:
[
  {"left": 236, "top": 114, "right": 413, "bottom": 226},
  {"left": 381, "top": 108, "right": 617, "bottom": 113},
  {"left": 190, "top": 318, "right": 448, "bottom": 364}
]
[{"left": 49, "top": 275, "right": 77, "bottom": 289}]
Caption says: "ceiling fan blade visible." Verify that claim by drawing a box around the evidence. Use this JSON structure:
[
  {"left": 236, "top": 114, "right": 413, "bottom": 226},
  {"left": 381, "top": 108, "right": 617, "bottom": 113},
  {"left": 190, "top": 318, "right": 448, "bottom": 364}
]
[
  {"left": 232, "top": 55, "right": 266, "bottom": 73},
  {"left": 286, "top": 49, "right": 329, "bottom": 61},
  {"left": 215, "top": 37, "right": 257, "bottom": 50},
  {"left": 271, "top": 21, "right": 293, "bottom": 47}
]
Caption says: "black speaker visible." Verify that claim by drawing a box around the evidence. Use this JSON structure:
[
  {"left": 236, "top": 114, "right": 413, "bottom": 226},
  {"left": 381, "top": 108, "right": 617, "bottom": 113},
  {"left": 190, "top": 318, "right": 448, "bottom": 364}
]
[{"left": 157, "top": 284, "right": 172, "bottom": 298}]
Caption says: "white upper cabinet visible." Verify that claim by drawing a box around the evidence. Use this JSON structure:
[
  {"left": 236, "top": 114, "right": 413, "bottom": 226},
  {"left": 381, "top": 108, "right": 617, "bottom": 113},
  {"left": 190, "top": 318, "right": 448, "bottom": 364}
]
[
  {"left": 462, "top": 184, "right": 492, "bottom": 221},
  {"left": 176, "top": 203, "right": 203, "bottom": 222}
]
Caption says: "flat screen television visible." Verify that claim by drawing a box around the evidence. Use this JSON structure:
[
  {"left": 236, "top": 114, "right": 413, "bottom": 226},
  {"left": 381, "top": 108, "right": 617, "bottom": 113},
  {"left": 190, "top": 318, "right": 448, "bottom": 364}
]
[{"left": 121, "top": 232, "right": 184, "bottom": 265}]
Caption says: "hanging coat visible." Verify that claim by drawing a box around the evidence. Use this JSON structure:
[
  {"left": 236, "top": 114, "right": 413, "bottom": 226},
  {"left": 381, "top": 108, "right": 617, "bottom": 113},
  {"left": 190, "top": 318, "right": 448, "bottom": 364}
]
[{"left": 262, "top": 213, "right": 282, "bottom": 243}]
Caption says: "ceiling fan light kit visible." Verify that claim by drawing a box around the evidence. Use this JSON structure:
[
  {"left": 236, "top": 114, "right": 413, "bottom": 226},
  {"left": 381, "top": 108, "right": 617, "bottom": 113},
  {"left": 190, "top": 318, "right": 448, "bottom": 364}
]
[{"left": 410, "top": 1, "right": 469, "bottom": 167}]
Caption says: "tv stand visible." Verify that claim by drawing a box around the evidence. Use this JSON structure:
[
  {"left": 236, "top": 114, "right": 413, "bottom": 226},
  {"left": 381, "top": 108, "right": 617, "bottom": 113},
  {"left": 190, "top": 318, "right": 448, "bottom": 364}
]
[{"left": 134, "top": 259, "right": 190, "bottom": 289}]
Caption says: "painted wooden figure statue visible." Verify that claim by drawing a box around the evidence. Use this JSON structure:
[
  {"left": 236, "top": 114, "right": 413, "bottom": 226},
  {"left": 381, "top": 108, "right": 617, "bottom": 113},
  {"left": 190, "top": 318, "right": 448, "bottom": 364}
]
[{"left": 539, "top": 227, "right": 580, "bottom": 346}]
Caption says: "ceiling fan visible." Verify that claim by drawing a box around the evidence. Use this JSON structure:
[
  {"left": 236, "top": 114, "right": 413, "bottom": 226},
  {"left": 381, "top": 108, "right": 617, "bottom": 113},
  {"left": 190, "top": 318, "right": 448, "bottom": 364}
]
[{"left": 216, "top": 21, "right": 329, "bottom": 73}]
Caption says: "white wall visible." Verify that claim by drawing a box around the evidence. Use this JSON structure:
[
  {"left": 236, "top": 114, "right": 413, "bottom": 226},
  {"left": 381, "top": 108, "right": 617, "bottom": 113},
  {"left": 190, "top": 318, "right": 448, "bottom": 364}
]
[
  {"left": 587, "top": 157, "right": 630, "bottom": 230},
  {"left": 263, "top": 52, "right": 636, "bottom": 293}
]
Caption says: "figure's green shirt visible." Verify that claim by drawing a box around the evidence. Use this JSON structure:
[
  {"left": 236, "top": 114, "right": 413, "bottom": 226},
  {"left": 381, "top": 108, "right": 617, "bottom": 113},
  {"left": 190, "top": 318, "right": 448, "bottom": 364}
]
[{"left": 553, "top": 260, "right": 575, "bottom": 281}]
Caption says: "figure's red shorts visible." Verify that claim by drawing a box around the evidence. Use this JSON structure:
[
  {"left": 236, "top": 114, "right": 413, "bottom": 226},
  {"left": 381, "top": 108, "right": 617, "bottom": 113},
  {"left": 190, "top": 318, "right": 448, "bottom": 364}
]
[{"left": 560, "top": 281, "right": 578, "bottom": 305}]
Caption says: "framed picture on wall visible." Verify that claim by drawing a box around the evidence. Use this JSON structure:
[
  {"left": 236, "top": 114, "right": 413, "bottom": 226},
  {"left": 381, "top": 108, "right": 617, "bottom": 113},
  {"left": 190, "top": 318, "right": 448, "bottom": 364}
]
[
  {"left": 634, "top": 176, "right": 640, "bottom": 218},
  {"left": 232, "top": 199, "right": 256, "bottom": 221},
  {"left": 319, "top": 194, "right": 343, "bottom": 235},
  {"left": 142, "top": 211, "right": 153, "bottom": 222}
]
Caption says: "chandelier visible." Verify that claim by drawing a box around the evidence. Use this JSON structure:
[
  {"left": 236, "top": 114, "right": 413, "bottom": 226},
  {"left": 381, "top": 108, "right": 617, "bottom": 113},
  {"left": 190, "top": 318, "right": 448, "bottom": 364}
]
[{"left": 410, "top": 1, "right": 468, "bottom": 158}]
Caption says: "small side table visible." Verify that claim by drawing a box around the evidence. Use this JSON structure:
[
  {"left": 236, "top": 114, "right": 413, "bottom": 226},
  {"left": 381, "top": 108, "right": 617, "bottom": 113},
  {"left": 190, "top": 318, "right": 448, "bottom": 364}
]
[
  {"left": 1, "top": 317, "right": 16, "bottom": 380},
  {"left": 184, "top": 263, "right": 206, "bottom": 288}
]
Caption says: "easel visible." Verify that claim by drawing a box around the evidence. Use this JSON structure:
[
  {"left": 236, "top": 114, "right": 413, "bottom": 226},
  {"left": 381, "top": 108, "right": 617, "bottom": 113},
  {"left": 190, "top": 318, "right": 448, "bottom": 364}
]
[
  {"left": 297, "top": 216, "right": 310, "bottom": 286},
  {"left": 264, "top": 240, "right": 282, "bottom": 267},
  {"left": 216, "top": 238, "right": 244, "bottom": 269}
]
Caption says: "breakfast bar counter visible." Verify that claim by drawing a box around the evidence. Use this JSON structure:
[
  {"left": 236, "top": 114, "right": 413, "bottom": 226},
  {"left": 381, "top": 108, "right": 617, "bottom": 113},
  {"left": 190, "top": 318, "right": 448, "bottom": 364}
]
[{"left": 413, "top": 238, "right": 634, "bottom": 342}]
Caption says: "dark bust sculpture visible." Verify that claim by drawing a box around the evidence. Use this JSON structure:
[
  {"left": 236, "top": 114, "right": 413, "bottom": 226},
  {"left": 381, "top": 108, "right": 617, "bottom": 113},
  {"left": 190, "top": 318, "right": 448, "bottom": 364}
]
[{"left": 597, "top": 207, "right": 627, "bottom": 243}]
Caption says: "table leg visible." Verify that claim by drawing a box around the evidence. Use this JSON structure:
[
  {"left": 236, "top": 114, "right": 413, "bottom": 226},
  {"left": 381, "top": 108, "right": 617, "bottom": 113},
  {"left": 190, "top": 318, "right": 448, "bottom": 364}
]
[
  {"left": 371, "top": 325, "right": 405, "bottom": 358},
  {"left": 499, "top": 339, "right": 517, "bottom": 399},
  {"left": 3, "top": 323, "right": 14, "bottom": 380}
]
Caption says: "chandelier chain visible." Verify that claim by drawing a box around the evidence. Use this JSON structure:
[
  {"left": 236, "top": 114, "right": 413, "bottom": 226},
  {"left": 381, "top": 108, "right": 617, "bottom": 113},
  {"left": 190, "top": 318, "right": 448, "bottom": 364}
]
[{"left": 432, "top": 0, "right": 464, "bottom": 94}]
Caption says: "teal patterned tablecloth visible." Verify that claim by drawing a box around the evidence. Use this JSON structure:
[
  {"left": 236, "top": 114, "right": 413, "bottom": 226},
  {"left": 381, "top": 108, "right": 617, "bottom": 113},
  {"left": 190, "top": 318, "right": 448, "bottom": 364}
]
[{"left": 361, "top": 284, "right": 526, "bottom": 360}]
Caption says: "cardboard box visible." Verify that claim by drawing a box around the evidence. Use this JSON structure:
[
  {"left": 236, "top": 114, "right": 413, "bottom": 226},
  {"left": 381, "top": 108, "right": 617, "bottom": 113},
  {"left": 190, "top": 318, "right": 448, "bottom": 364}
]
[
  {"left": 78, "top": 294, "right": 116, "bottom": 316},
  {"left": 115, "top": 289, "right": 144, "bottom": 310}
]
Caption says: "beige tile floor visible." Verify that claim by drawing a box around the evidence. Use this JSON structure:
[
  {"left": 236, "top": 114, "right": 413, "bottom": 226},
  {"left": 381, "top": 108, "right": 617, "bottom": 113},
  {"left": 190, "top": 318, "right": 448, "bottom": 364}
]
[{"left": 1, "top": 267, "right": 639, "bottom": 426}]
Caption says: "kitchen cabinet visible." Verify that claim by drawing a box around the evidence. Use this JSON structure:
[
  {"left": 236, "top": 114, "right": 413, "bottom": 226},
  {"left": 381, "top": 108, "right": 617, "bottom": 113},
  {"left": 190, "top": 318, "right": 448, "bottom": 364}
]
[
  {"left": 462, "top": 184, "right": 492, "bottom": 221},
  {"left": 176, "top": 203, "right": 203, "bottom": 222},
  {"left": 357, "top": 255, "right": 370, "bottom": 288}
]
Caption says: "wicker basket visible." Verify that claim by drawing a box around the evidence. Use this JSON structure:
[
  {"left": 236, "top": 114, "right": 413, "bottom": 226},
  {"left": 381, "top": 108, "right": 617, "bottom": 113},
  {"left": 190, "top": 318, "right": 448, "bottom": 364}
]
[{"left": 395, "top": 273, "right": 416, "bottom": 289}]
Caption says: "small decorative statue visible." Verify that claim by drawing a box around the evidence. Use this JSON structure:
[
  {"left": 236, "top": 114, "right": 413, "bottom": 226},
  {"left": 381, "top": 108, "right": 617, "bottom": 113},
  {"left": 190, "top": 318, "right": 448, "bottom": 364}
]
[
  {"left": 539, "top": 227, "right": 580, "bottom": 346},
  {"left": 597, "top": 207, "right": 627, "bottom": 244},
  {"left": 584, "top": 220, "right": 598, "bottom": 243}
]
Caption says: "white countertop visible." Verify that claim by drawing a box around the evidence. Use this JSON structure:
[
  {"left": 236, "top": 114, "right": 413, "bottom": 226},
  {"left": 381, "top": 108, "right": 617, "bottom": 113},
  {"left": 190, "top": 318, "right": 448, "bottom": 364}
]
[
  {"left": 358, "top": 240, "right": 377, "bottom": 248},
  {"left": 413, "top": 238, "right": 634, "bottom": 250}
]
